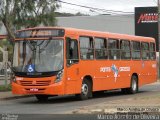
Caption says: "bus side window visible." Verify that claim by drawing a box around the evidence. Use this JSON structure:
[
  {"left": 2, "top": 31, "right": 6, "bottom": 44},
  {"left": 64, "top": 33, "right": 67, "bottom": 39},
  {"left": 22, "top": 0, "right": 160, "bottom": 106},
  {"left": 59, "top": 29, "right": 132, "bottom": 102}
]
[
  {"left": 150, "top": 42, "right": 156, "bottom": 60},
  {"left": 95, "top": 38, "right": 108, "bottom": 59},
  {"left": 141, "top": 42, "right": 150, "bottom": 60},
  {"left": 120, "top": 40, "right": 131, "bottom": 60},
  {"left": 108, "top": 39, "right": 120, "bottom": 60},
  {"left": 66, "top": 38, "right": 79, "bottom": 65},
  {"left": 131, "top": 41, "right": 141, "bottom": 60},
  {"left": 80, "top": 36, "right": 94, "bottom": 60}
]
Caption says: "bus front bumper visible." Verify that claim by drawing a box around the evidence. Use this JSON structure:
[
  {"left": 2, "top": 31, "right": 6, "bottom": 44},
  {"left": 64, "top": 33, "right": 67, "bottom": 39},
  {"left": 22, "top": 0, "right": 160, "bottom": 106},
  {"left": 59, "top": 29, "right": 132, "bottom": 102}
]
[{"left": 12, "top": 82, "right": 64, "bottom": 95}]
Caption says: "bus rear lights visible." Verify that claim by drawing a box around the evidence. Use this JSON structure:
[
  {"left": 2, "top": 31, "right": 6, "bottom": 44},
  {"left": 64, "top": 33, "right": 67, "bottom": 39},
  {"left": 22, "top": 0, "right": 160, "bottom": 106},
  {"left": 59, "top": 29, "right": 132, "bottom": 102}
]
[{"left": 54, "top": 70, "right": 64, "bottom": 83}]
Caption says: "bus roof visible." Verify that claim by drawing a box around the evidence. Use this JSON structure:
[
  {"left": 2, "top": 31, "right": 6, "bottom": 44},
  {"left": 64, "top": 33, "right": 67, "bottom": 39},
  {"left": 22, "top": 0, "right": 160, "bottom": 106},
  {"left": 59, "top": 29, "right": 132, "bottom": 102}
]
[{"left": 17, "top": 27, "right": 155, "bottom": 42}]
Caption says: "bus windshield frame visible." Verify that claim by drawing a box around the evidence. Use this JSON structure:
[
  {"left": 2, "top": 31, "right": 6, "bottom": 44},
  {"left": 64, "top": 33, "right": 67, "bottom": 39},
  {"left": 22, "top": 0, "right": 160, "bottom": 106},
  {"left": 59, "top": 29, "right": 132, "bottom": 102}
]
[{"left": 13, "top": 38, "right": 64, "bottom": 77}]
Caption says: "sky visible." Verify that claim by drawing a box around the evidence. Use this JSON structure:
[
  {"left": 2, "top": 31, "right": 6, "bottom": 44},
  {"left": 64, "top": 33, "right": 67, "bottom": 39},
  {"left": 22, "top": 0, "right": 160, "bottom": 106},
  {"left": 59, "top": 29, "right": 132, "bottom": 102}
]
[{"left": 56, "top": 0, "right": 157, "bottom": 15}]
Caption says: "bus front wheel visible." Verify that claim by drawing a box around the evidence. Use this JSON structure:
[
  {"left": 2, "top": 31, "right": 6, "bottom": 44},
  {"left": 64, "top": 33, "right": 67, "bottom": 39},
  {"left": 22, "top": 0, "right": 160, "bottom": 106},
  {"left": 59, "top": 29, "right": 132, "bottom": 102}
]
[
  {"left": 35, "top": 95, "right": 49, "bottom": 102},
  {"left": 77, "top": 79, "right": 92, "bottom": 100}
]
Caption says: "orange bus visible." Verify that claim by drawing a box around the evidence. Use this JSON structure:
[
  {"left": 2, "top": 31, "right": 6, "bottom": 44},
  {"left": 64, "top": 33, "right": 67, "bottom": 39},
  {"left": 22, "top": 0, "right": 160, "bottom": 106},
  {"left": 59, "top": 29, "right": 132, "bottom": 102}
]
[{"left": 12, "top": 27, "right": 157, "bottom": 101}]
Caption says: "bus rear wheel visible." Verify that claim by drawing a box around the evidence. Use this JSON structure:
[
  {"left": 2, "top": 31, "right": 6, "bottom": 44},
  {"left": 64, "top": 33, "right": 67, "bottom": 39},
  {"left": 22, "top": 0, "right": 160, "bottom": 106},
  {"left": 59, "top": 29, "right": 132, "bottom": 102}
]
[
  {"left": 121, "top": 75, "right": 138, "bottom": 94},
  {"left": 35, "top": 95, "right": 49, "bottom": 102},
  {"left": 129, "top": 75, "right": 138, "bottom": 94},
  {"left": 77, "top": 79, "right": 92, "bottom": 100}
]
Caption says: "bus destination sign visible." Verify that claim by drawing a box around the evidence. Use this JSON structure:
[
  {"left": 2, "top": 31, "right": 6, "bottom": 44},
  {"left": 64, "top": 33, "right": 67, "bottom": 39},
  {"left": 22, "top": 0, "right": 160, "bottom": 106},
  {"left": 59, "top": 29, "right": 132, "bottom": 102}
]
[{"left": 15, "top": 29, "right": 65, "bottom": 38}]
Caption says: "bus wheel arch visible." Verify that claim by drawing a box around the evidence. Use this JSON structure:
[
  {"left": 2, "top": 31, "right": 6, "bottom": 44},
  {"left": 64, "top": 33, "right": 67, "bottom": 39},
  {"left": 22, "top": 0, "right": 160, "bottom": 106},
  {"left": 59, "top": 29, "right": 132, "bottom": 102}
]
[
  {"left": 78, "top": 75, "right": 93, "bottom": 100},
  {"left": 121, "top": 73, "right": 139, "bottom": 94},
  {"left": 83, "top": 75, "right": 93, "bottom": 88}
]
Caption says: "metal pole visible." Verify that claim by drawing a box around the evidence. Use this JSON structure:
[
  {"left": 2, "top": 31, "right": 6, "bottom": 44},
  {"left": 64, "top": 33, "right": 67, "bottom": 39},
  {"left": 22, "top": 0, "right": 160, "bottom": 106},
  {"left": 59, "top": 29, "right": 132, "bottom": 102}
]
[
  {"left": 158, "top": 0, "right": 160, "bottom": 79},
  {"left": 2, "top": 46, "right": 8, "bottom": 88}
]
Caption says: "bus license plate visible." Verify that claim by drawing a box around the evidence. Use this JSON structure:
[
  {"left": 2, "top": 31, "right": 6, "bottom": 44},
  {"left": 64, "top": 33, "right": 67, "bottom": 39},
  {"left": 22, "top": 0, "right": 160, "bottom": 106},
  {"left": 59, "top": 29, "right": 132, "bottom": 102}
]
[{"left": 30, "top": 88, "right": 38, "bottom": 92}]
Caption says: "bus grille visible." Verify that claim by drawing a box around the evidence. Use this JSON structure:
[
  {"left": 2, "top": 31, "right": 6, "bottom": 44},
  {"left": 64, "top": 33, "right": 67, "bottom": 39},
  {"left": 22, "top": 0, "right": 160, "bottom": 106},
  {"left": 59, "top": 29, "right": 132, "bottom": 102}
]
[{"left": 20, "top": 80, "right": 51, "bottom": 86}]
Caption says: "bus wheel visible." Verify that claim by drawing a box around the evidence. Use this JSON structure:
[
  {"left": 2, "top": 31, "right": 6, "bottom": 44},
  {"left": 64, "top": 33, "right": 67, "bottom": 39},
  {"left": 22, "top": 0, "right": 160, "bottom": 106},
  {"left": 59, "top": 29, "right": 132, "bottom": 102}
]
[
  {"left": 128, "top": 75, "right": 138, "bottom": 94},
  {"left": 78, "top": 79, "right": 92, "bottom": 100},
  {"left": 35, "top": 95, "right": 49, "bottom": 102}
]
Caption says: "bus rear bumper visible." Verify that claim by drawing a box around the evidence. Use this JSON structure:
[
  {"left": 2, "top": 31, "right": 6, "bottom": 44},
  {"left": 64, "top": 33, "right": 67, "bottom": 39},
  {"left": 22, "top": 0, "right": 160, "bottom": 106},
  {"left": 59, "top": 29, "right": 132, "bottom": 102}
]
[{"left": 12, "top": 82, "right": 64, "bottom": 95}]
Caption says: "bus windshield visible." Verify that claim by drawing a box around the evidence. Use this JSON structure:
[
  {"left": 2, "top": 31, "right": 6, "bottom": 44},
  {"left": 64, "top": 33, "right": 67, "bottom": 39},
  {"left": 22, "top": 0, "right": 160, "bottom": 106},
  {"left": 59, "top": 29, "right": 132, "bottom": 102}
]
[{"left": 13, "top": 39, "right": 63, "bottom": 73}]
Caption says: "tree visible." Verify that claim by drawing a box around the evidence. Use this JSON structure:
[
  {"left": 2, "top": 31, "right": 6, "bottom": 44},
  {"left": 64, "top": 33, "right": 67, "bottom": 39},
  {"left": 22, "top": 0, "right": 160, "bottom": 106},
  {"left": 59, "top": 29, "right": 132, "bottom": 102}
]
[
  {"left": 0, "top": 0, "right": 59, "bottom": 40},
  {"left": 0, "top": 39, "right": 13, "bottom": 61}
]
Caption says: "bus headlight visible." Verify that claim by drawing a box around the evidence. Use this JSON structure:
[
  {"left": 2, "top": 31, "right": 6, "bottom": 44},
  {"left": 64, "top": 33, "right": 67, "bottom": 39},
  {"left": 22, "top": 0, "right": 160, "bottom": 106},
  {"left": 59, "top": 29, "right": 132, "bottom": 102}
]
[{"left": 55, "top": 70, "right": 63, "bottom": 83}]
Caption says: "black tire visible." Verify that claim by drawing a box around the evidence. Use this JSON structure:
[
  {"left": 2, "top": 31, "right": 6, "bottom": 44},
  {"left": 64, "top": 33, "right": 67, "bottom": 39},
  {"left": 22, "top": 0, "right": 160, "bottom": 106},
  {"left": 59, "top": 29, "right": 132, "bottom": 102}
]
[
  {"left": 128, "top": 75, "right": 138, "bottom": 94},
  {"left": 77, "top": 79, "right": 92, "bottom": 100},
  {"left": 35, "top": 95, "right": 49, "bottom": 102}
]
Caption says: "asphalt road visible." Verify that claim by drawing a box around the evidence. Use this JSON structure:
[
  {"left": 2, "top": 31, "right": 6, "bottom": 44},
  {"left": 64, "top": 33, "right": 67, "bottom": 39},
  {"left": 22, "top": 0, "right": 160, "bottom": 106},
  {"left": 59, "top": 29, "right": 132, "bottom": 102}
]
[{"left": 0, "top": 82, "right": 160, "bottom": 120}]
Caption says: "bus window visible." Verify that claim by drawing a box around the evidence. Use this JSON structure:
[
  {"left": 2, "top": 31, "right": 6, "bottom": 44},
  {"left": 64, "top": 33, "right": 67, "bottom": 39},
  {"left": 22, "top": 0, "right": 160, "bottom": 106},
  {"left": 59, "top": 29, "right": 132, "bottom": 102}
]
[
  {"left": 95, "top": 38, "right": 108, "bottom": 59},
  {"left": 150, "top": 42, "right": 156, "bottom": 60},
  {"left": 66, "top": 38, "right": 79, "bottom": 65},
  {"left": 131, "top": 41, "right": 141, "bottom": 60},
  {"left": 120, "top": 40, "right": 131, "bottom": 60},
  {"left": 141, "top": 42, "right": 150, "bottom": 60},
  {"left": 80, "top": 37, "right": 94, "bottom": 60},
  {"left": 108, "top": 39, "right": 120, "bottom": 60}
]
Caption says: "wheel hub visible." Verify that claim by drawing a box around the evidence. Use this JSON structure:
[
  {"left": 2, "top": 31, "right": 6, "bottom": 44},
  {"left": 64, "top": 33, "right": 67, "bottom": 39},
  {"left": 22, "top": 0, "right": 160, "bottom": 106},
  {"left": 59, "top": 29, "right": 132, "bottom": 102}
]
[
  {"left": 82, "top": 83, "right": 88, "bottom": 96},
  {"left": 132, "top": 79, "right": 137, "bottom": 91}
]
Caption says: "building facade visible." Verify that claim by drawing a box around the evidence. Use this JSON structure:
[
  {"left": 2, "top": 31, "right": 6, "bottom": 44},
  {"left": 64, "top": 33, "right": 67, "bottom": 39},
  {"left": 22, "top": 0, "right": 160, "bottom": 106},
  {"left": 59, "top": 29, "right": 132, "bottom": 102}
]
[
  {"left": 0, "top": 14, "right": 134, "bottom": 37},
  {"left": 56, "top": 15, "right": 134, "bottom": 35}
]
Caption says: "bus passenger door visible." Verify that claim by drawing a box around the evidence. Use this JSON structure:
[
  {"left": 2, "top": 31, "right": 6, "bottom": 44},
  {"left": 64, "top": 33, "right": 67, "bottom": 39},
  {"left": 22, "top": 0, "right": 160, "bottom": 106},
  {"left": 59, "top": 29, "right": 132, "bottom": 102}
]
[{"left": 65, "top": 38, "right": 79, "bottom": 94}]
